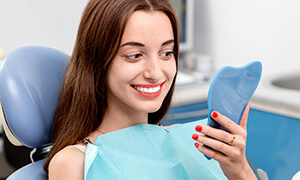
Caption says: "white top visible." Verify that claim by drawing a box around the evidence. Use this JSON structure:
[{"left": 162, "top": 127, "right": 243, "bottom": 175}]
[{"left": 73, "top": 144, "right": 86, "bottom": 153}]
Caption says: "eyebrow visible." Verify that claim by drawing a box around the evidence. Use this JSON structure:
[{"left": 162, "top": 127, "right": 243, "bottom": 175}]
[
  {"left": 161, "top": 39, "right": 175, "bottom": 46},
  {"left": 120, "top": 42, "right": 144, "bottom": 47},
  {"left": 120, "top": 39, "right": 175, "bottom": 48}
]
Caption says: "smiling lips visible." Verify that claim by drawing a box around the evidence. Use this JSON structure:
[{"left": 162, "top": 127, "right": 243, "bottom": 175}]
[{"left": 131, "top": 82, "right": 165, "bottom": 98}]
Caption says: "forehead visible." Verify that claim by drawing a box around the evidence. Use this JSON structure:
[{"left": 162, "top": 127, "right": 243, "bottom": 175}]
[{"left": 121, "top": 10, "right": 174, "bottom": 44}]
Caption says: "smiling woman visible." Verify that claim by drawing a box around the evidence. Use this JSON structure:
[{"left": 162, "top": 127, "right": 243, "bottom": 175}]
[
  {"left": 43, "top": 0, "right": 257, "bottom": 179},
  {"left": 44, "top": 1, "right": 179, "bottom": 179},
  {"left": 106, "top": 10, "right": 176, "bottom": 116}
]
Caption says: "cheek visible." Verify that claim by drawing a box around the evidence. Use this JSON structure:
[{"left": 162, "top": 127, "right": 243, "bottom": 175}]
[
  {"left": 107, "top": 60, "right": 136, "bottom": 85},
  {"left": 107, "top": 63, "right": 126, "bottom": 91},
  {"left": 163, "top": 60, "right": 177, "bottom": 80}
]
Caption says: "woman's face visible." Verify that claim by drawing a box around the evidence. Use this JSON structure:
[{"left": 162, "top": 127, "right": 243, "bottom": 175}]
[{"left": 106, "top": 10, "right": 176, "bottom": 115}]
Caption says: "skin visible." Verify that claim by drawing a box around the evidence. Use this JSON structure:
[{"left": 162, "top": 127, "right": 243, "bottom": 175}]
[
  {"left": 49, "top": 10, "right": 176, "bottom": 180},
  {"left": 100, "top": 10, "right": 176, "bottom": 133},
  {"left": 194, "top": 103, "right": 257, "bottom": 180},
  {"left": 49, "top": 9, "right": 256, "bottom": 180}
]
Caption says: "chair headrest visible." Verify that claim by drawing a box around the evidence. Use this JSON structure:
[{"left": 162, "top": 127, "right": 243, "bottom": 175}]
[{"left": 0, "top": 46, "right": 70, "bottom": 148}]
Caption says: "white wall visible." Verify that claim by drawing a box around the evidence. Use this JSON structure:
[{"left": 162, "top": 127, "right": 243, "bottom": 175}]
[
  {"left": 1, "top": 0, "right": 300, "bottom": 77},
  {"left": 194, "top": 0, "right": 300, "bottom": 77},
  {"left": 0, "top": 0, "right": 88, "bottom": 55}
]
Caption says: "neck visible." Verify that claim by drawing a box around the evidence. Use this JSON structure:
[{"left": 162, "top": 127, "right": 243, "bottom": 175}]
[{"left": 98, "top": 104, "right": 148, "bottom": 134}]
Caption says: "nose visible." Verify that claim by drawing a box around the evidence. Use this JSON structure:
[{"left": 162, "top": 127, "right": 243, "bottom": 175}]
[{"left": 143, "top": 56, "right": 163, "bottom": 82}]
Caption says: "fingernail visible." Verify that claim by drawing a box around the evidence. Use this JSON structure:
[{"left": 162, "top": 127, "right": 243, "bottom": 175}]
[
  {"left": 195, "top": 125, "right": 202, "bottom": 132},
  {"left": 212, "top": 111, "right": 218, "bottom": 118},
  {"left": 195, "top": 143, "right": 199, "bottom": 148},
  {"left": 192, "top": 134, "right": 199, "bottom": 140}
]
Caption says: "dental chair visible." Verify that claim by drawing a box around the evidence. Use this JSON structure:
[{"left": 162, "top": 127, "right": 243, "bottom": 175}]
[{"left": 0, "top": 46, "right": 70, "bottom": 180}]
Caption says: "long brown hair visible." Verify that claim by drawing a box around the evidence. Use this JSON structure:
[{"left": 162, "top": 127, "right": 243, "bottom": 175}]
[{"left": 44, "top": 0, "right": 179, "bottom": 172}]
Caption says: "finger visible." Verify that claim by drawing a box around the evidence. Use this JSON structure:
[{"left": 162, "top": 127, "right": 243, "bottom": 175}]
[
  {"left": 194, "top": 125, "right": 246, "bottom": 150},
  {"left": 239, "top": 102, "right": 250, "bottom": 130},
  {"left": 210, "top": 111, "right": 242, "bottom": 134},
  {"left": 195, "top": 125, "right": 234, "bottom": 145},
  {"left": 195, "top": 143, "right": 228, "bottom": 163},
  {"left": 195, "top": 134, "right": 246, "bottom": 162},
  {"left": 196, "top": 134, "right": 235, "bottom": 157}
]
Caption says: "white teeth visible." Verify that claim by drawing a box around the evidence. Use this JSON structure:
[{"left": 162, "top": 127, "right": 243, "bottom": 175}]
[{"left": 134, "top": 85, "right": 160, "bottom": 93}]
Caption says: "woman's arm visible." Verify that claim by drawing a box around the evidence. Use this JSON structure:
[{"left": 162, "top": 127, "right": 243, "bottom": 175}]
[
  {"left": 193, "top": 103, "right": 257, "bottom": 180},
  {"left": 49, "top": 145, "right": 85, "bottom": 180}
]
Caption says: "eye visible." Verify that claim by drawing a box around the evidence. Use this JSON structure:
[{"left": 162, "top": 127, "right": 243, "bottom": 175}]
[
  {"left": 160, "top": 51, "right": 174, "bottom": 60},
  {"left": 125, "top": 53, "right": 143, "bottom": 61}
]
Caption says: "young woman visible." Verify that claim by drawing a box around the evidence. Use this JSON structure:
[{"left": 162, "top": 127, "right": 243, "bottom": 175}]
[{"left": 44, "top": 0, "right": 257, "bottom": 179}]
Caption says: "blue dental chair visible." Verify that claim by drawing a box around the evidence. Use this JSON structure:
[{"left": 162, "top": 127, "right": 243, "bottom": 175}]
[{"left": 0, "top": 46, "right": 70, "bottom": 179}]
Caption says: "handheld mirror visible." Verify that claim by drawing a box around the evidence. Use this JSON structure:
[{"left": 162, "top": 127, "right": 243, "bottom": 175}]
[{"left": 207, "top": 61, "right": 263, "bottom": 131}]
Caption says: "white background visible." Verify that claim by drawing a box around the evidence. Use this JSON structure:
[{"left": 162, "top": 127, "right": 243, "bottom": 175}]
[
  {"left": 194, "top": 0, "right": 300, "bottom": 77},
  {"left": 1, "top": 0, "right": 300, "bottom": 76},
  {"left": 0, "top": 0, "right": 88, "bottom": 55}
]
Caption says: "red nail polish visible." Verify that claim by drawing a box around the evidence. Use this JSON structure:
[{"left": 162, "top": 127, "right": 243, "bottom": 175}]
[
  {"left": 192, "top": 134, "right": 199, "bottom": 140},
  {"left": 195, "top": 125, "right": 202, "bottom": 132},
  {"left": 212, "top": 111, "right": 218, "bottom": 118},
  {"left": 195, "top": 143, "right": 199, "bottom": 148}
]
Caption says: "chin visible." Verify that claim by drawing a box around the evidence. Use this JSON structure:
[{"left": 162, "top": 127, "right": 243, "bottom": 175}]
[
  {"left": 143, "top": 103, "right": 163, "bottom": 113},
  {"left": 146, "top": 107, "right": 161, "bottom": 113}
]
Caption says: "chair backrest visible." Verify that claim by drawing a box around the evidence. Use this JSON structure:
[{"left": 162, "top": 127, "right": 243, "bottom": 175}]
[{"left": 0, "top": 46, "right": 70, "bottom": 179}]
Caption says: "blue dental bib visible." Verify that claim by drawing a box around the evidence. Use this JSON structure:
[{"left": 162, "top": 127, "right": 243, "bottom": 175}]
[{"left": 84, "top": 120, "right": 227, "bottom": 180}]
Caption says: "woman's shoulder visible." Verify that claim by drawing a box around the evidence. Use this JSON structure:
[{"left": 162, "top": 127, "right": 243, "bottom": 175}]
[
  {"left": 50, "top": 145, "right": 86, "bottom": 164},
  {"left": 49, "top": 145, "right": 85, "bottom": 180}
]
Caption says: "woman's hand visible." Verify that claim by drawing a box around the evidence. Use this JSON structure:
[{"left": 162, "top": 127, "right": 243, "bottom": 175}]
[{"left": 192, "top": 103, "right": 257, "bottom": 180}]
